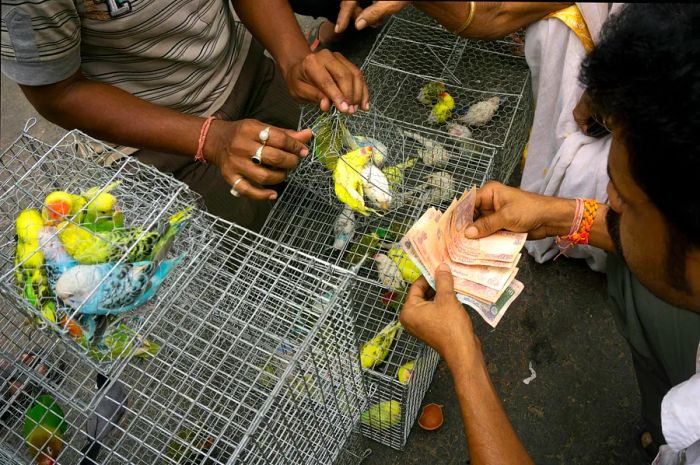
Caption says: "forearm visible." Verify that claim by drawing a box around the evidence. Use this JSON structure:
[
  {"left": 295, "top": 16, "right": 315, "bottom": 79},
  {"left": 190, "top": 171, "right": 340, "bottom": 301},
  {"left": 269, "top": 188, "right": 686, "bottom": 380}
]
[
  {"left": 414, "top": 2, "right": 572, "bottom": 39},
  {"left": 21, "top": 76, "right": 203, "bottom": 158},
  {"left": 446, "top": 344, "right": 533, "bottom": 465},
  {"left": 541, "top": 197, "right": 615, "bottom": 253},
  {"left": 232, "top": 0, "right": 309, "bottom": 78}
]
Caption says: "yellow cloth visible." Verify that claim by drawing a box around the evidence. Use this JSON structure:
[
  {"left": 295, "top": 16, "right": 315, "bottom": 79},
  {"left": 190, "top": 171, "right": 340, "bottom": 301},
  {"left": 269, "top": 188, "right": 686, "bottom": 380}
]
[{"left": 545, "top": 5, "right": 594, "bottom": 53}]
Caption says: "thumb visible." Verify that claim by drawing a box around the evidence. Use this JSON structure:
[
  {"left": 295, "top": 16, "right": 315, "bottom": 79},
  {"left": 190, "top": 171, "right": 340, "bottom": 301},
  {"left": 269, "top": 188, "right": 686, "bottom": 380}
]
[
  {"left": 335, "top": 1, "right": 356, "bottom": 33},
  {"left": 465, "top": 212, "right": 507, "bottom": 239},
  {"left": 355, "top": 2, "right": 394, "bottom": 30},
  {"left": 434, "top": 262, "right": 455, "bottom": 299},
  {"left": 285, "top": 128, "right": 313, "bottom": 144}
]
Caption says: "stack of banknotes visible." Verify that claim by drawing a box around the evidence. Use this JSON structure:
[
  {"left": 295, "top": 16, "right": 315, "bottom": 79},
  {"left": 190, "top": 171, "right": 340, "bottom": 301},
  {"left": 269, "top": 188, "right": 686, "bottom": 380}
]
[{"left": 400, "top": 187, "right": 526, "bottom": 327}]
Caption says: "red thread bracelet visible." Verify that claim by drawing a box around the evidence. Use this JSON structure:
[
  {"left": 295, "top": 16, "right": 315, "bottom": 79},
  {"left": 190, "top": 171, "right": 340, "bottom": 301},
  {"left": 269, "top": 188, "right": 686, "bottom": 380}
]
[
  {"left": 195, "top": 116, "right": 216, "bottom": 163},
  {"left": 556, "top": 198, "right": 599, "bottom": 257}
]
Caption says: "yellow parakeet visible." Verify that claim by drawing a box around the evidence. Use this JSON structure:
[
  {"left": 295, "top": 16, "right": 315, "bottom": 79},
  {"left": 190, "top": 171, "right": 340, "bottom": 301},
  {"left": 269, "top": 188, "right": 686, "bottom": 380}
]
[
  {"left": 417, "top": 81, "right": 446, "bottom": 106},
  {"left": 387, "top": 247, "right": 422, "bottom": 283},
  {"left": 360, "top": 320, "right": 402, "bottom": 369},
  {"left": 382, "top": 158, "right": 417, "bottom": 191},
  {"left": 81, "top": 181, "right": 124, "bottom": 232},
  {"left": 397, "top": 360, "right": 415, "bottom": 384},
  {"left": 429, "top": 91, "right": 455, "bottom": 124},
  {"left": 333, "top": 146, "right": 375, "bottom": 216},
  {"left": 361, "top": 400, "right": 401, "bottom": 430},
  {"left": 42, "top": 191, "right": 85, "bottom": 226}
]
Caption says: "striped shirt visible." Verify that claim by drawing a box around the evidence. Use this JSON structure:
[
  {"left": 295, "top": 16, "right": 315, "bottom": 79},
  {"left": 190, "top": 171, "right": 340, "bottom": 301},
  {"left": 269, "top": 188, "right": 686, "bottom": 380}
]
[{"left": 1, "top": 0, "right": 251, "bottom": 117}]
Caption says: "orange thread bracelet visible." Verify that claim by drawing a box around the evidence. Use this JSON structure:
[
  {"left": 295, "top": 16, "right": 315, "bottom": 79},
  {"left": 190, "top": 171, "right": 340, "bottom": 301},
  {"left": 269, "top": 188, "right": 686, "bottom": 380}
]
[
  {"left": 556, "top": 198, "right": 599, "bottom": 257},
  {"left": 194, "top": 116, "right": 216, "bottom": 163}
]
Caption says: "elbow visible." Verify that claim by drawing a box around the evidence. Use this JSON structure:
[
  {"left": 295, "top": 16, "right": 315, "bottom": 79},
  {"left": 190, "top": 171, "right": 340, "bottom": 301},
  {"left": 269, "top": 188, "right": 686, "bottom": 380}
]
[{"left": 18, "top": 75, "right": 84, "bottom": 130}]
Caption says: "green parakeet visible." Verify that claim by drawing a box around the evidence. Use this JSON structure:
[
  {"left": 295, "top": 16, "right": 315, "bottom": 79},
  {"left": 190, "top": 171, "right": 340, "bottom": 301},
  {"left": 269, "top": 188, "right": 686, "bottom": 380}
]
[
  {"left": 333, "top": 147, "right": 374, "bottom": 216},
  {"left": 166, "top": 426, "right": 216, "bottom": 465},
  {"left": 397, "top": 361, "right": 415, "bottom": 384},
  {"left": 345, "top": 224, "right": 406, "bottom": 265},
  {"left": 15, "top": 209, "right": 56, "bottom": 323},
  {"left": 382, "top": 158, "right": 417, "bottom": 191},
  {"left": 85, "top": 323, "right": 160, "bottom": 362},
  {"left": 58, "top": 206, "right": 192, "bottom": 264},
  {"left": 312, "top": 111, "right": 357, "bottom": 171},
  {"left": 417, "top": 82, "right": 446, "bottom": 106},
  {"left": 387, "top": 247, "right": 422, "bottom": 283},
  {"left": 24, "top": 394, "right": 67, "bottom": 465},
  {"left": 361, "top": 400, "right": 401, "bottom": 430},
  {"left": 360, "top": 320, "right": 403, "bottom": 369},
  {"left": 429, "top": 91, "right": 455, "bottom": 124},
  {"left": 81, "top": 181, "right": 124, "bottom": 232}
]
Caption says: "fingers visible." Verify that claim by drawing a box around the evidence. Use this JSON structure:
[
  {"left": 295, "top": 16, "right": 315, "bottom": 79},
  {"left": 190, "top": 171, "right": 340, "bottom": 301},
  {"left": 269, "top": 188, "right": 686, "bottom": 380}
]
[
  {"left": 465, "top": 210, "right": 509, "bottom": 239},
  {"left": 434, "top": 262, "right": 456, "bottom": 301},
  {"left": 405, "top": 277, "right": 431, "bottom": 306},
  {"left": 355, "top": 1, "right": 408, "bottom": 30},
  {"left": 335, "top": 1, "right": 357, "bottom": 34},
  {"left": 284, "top": 128, "right": 313, "bottom": 144},
  {"left": 257, "top": 146, "right": 301, "bottom": 170},
  {"left": 332, "top": 52, "right": 370, "bottom": 111},
  {"left": 226, "top": 175, "right": 279, "bottom": 201},
  {"left": 266, "top": 126, "right": 309, "bottom": 157}
]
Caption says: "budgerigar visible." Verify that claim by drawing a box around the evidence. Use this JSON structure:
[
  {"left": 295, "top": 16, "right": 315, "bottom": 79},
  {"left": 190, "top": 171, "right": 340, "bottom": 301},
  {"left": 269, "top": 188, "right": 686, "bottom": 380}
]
[
  {"left": 38, "top": 226, "right": 77, "bottom": 290},
  {"left": 24, "top": 394, "right": 67, "bottom": 465},
  {"left": 312, "top": 111, "right": 357, "bottom": 171},
  {"left": 417, "top": 81, "right": 446, "bottom": 106},
  {"left": 15, "top": 210, "right": 56, "bottom": 323},
  {"left": 81, "top": 181, "right": 124, "bottom": 232},
  {"left": 85, "top": 323, "right": 161, "bottom": 362},
  {"left": 79, "top": 374, "right": 128, "bottom": 465},
  {"left": 361, "top": 163, "right": 392, "bottom": 210},
  {"left": 54, "top": 255, "right": 186, "bottom": 316},
  {"left": 447, "top": 122, "right": 473, "bottom": 139},
  {"left": 423, "top": 172, "right": 455, "bottom": 204},
  {"left": 57, "top": 207, "right": 192, "bottom": 264},
  {"left": 402, "top": 130, "right": 451, "bottom": 168},
  {"left": 373, "top": 253, "right": 405, "bottom": 291},
  {"left": 429, "top": 91, "right": 455, "bottom": 124},
  {"left": 360, "top": 320, "right": 403, "bottom": 369},
  {"left": 458, "top": 96, "right": 500, "bottom": 126},
  {"left": 42, "top": 191, "right": 86, "bottom": 226},
  {"left": 387, "top": 247, "right": 421, "bottom": 283},
  {"left": 355, "top": 136, "right": 388, "bottom": 165},
  {"left": 397, "top": 360, "right": 415, "bottom": 384},
  {"left": 332, "top": 206, "right": 356, "bottom": 250},
  {"left": 382, "top": 158, "right": 417, "bottom": 191},
  {"left": 361, "top": 400, "right": 401, "bottom": 430},
  {"left": 333, "top": 147, "right": 374, "bottom": 215}
]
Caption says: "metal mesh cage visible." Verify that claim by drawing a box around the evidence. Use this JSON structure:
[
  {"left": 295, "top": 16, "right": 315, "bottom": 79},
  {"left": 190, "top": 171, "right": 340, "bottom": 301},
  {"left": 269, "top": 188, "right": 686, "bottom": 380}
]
[
  {"left": 1, "top": 129, "right": 366, "bottom": 465},
  {"left": 261, "top": 184, "right": 441, "bottom": 450},
  {"left": 1, "top": 128, "right": 200, "bottom": 380}
]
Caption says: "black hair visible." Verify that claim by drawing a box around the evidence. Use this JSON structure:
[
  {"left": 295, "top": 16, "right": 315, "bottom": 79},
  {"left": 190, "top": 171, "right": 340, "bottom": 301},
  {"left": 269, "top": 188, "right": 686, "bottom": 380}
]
[{"left": 581, "top": 4, "right": 700, "bottom": 291}]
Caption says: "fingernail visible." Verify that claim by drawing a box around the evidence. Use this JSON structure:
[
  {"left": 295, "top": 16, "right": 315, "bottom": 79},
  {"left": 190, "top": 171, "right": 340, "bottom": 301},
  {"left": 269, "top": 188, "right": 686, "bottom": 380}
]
[
  {"left": 356, "top": 19, "right": 367, "bottom": 30},
  {"left": 438, "top": 261, "right": 451, "bottom": 272},
  {"left": 340, "top": 101, "right": 349, "bottom": 112},
  {"left": 269, "top": 193, "right": 277, "bottom": 200},
  {"left": 301, "top": 148, "right": 309, "bottom": 156},
  {"left": 466, "top": 226, "right": 478, "bottom": 238},
  {"left": 335, "top": 24, "right": 340, "bottom": 33},
  {"left": 363, "top": 102, "right": 370, "bottom": 111}
]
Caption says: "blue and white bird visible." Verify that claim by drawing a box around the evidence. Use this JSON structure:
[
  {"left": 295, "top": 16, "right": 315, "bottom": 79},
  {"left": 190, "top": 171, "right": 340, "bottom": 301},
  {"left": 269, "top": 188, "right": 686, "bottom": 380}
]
[
  {"left": 38, "top": 226, "right": 77, "bottom": 289},
  {"left": 54, "top": 255, "right": 185, "bottom": 316}
]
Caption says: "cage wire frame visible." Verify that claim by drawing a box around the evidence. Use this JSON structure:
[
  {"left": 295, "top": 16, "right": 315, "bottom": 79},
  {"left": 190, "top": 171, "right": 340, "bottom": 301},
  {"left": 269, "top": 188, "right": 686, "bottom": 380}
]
[
  {"left": 361, "top": 13, "right": 533, "bottom": 184},
  {"left": 0, "top": 126, "right": 202, "bottom": 383},
  {"left": 1, "top": 129, "right": 368, "bottom": 465},
  {"left": 292, "top": 106, "right": 495, "bottom": 214},
  {"left": 261, "top": 184, "right": 442, "bottom": 450}
]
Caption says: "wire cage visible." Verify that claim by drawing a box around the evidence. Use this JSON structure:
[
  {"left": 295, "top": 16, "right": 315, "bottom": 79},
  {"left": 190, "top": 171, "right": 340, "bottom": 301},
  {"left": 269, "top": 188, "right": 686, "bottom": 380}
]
[
  {"left": 1, "top": 147, "right": 366, "bottom": 464},
  {"left": 261, "top": 184, "right": 442, "bottom": 450},
  {"left": 362, "top": 11, "right": 533, "bottom": 184},
  {"left": 0, "top": 126, "right": 200, "bottom": 379},
  {"left": 293, "top": 105, "right": 496, "bottom": 214}
]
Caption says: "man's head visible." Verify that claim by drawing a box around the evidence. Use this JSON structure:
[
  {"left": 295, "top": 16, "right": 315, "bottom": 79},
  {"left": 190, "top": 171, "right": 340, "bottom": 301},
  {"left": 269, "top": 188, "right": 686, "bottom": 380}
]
[{"left": 581, "top": 4, "right": 700, "bottom": 310}]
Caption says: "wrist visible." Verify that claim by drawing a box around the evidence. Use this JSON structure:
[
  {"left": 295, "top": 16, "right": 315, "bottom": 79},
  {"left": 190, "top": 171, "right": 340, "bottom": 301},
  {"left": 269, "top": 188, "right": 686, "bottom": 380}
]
[
  {"left": 202, "top": 119, "right": 225, "bottom": 166},
  {"left": 542, "top": 197, "right": 578, "bottom": 238},
  {"left": 442, "top": 334, "right": 485, "bottom": 376}
]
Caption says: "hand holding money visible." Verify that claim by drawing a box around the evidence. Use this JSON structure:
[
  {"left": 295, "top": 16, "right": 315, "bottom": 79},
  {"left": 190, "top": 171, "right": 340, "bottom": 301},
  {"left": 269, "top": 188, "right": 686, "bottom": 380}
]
[{"left": 400, "top": 186, "right": 528, "bottom": 327}]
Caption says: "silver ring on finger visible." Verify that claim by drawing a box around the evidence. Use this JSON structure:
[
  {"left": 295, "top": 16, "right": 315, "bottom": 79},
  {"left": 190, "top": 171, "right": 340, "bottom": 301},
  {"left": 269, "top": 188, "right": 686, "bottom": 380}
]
[
  {"left": 230, "top": 177, "right": 245, "bottom": 197},
  {"left": 258, "top": 126, "right": 271, "bottom": 145},
  {"left": 251, "top": 145, "right": 264, "bottom": 165}
]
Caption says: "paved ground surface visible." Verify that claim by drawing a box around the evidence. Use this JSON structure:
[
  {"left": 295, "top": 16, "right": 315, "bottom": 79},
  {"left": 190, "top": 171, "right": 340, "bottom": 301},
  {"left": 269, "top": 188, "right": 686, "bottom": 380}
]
[{"left": 1, "top": 14, "right": 649, "bottom": 465}]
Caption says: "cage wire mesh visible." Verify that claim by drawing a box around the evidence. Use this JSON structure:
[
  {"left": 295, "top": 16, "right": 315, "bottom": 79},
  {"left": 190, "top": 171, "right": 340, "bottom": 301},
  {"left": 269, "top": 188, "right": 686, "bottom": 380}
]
[
  {"left": 1, "top": 128, "right": 367, "bottom": 465},
  {"left": 362, "top": 12, "right": 533, "bottom": 184},
  {"left": 0, "top": 128, "right": 201, "bottom": 382},
  {"left": 261, "top": 184, "right": 442, "bottom": 450}
]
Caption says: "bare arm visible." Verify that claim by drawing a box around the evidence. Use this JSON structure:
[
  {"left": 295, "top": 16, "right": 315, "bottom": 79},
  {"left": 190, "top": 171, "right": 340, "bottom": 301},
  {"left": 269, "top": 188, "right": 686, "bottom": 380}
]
[
  {"left": 414, "top": 2, "right": 572, "bottom": 39},
  {"left": 400, "top": 267, "right": 533, "bottom": 465}
]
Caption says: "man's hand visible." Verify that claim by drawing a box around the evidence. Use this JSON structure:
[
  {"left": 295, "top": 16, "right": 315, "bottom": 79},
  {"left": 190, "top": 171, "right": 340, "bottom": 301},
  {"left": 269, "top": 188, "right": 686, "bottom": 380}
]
[
  {"left": 283, "top": 50, "right": 369, "bottom": 113},
  {"left": 465, "top": 181, "right": 572, "bottom": 240},
  {"left": 205, "top": 119, "right": 312, "bottom": 200},
  {"left": 335, "top": 1, "right": 363, "bottom": 34},
  {"left": 352, "top": 1, "right": 410, "bottom": 31},
  {"left": 400, "top": 263, "right": 480, "bottom": 364}
]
